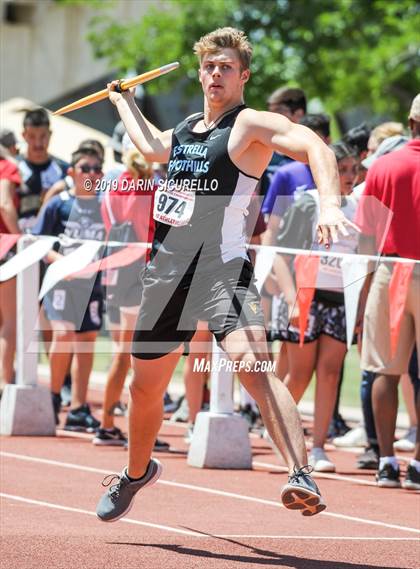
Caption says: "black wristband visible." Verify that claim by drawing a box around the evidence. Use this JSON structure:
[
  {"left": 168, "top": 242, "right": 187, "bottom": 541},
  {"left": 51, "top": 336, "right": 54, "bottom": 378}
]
[{"left": 114, "top": 80, "right": 124, "bottom": 94}]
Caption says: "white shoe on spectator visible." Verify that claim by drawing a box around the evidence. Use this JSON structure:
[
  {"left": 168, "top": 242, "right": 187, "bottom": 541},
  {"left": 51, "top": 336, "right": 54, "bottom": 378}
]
[
  {"left": 170, "top": 396, "right": 189, "bottom": 423},
  {"left": 184, "top": 424, "right": 194, "bottom": 444},
  {"left": 394, "top": 427, "right": 417, "bottom": 452},
  {"left": 333, "top": 426, "right": 367, "bottom": 448},
  {"left": 309, "top": 447, "right": 336, "bottom": 472}
]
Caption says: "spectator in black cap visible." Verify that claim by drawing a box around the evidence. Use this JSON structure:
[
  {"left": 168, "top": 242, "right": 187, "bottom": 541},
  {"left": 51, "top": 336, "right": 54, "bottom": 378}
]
[
  {"left": 260, "top": 87, "right": 307, "bottom": 196},
  {"left": 343, "top": 123, "right": 371, "bottom": 185}
]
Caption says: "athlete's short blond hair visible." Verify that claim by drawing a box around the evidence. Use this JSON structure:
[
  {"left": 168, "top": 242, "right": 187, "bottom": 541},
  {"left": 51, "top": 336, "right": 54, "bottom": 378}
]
[{"left": 193, "top": 27, "right": 252, "bottom": 71}]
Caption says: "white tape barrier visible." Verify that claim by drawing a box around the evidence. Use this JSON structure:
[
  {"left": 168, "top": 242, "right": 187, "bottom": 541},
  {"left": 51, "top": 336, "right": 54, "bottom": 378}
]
[
  {"left": 38, "top": 241, "right": 102, "bottom": 299},
  {"left": 253, "top": 247, "right": 276, "bottom": 293},
  {"left": 3, "top": 232, "right": 417, "bottom": 353},
  {"left": 0, "top": 234, "right": 149, "bottom": 283},
  {"left": 252, "top": 243, "right": 420, "bottom": 264},
  {"left": 0, "top": 236, "right": 57, "bottom": 282},
  {"left": 1, "top": 233, "right": 418, "bottom": 288}
]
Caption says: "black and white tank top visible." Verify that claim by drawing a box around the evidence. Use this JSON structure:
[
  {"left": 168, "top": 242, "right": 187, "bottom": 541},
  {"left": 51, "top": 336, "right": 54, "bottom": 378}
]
[{"left": 150, "top": 105, "right": 259, "bottom": 275}]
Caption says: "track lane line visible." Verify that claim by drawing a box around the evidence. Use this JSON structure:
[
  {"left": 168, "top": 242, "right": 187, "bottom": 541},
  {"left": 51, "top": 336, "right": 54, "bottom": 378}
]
[
  {"left": 1, "top": 451, "right": 419, "bottom": 535},
  {"left": 214, "top": 535, "right": 420, "bottom": 541},
  {"left": 2, "top": 493, "right": 418, "bottom": 543},
  {"left": 161, "top": 423, "right": 411, "bottom": 478},
  {"left": 0, "top": 493, "right": 201, "bottom": 536},
  {"left": 51, "top": 433, "right": 400, "bottom": 488},
  {"left": 253, "top": 460, "right": 377, "bottom": 487}
]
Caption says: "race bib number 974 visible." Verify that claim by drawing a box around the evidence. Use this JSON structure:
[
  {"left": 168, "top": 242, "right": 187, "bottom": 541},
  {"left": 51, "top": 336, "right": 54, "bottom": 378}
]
[{"left": 153, "top": 187, "right": 195, "bottom": 227}]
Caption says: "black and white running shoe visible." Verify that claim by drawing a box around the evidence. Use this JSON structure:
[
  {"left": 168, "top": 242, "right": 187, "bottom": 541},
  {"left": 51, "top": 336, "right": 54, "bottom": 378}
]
[
  {"left": 93, "top": 427, "right": 127, "bottom": 446},
  {"left": 403, "top": 464, "right": 420, "bottom": 491},
  {"left": 64, "top": 404, "right": 100, "bottom": 433},
  {"left": 376, "top": 463, "right": 401, "bottom": 488}
]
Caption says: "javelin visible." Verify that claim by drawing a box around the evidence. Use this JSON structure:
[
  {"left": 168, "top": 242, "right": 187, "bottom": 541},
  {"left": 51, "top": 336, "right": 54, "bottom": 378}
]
[{"left": 53, "top": 62, "right": 180, "bottom": 116}]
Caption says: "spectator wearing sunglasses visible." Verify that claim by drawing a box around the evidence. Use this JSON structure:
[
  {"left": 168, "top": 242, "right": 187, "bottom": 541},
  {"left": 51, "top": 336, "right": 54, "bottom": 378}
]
[{"left": 32, "top": 147, "right": 106, "bottom": 433}]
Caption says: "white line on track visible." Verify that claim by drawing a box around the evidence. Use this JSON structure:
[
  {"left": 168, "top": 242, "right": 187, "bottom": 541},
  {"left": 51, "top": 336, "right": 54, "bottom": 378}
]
[
  {"left": 161, "top": 422, "right": 412, "bottom": 478},
  {"left": 2, "top": 492, "right": 418, "bottom": 543},
  {"left": 253, "top": 461, "right": 377, "bottom": 487},
  {"left": 215, "top": 535, "right": 420, "bottom": 541},
  {"left": 55, "top": 429, "right": 409, "bottom": 480},
  {"left": 1, "top": 451, "right": 419, "bottom": 535},
  {"left": 0, "top": 493, "right": 201, "bottom": 536}
]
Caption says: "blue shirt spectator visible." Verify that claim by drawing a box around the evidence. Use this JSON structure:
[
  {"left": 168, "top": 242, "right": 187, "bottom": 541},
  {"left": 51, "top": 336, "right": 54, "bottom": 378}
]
[{"left": 262, "top": 161, "right": 314, "bottom": 217}]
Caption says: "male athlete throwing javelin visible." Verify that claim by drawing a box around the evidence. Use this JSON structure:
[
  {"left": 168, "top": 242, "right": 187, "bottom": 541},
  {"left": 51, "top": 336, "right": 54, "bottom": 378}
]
[{"left": 97, "top": 27, "right": 355, "bottom": 521}]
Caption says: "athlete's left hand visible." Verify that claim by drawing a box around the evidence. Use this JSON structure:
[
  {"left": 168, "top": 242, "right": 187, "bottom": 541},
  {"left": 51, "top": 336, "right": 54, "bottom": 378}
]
[{"left": 317, "top": 204, "right": 359, "bottom": 248}]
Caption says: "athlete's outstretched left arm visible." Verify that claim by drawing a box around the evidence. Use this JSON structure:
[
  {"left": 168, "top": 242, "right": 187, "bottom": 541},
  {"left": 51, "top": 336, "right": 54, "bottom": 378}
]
[{"left": 239, "top": 109, "right": 358, "bottom": 246}]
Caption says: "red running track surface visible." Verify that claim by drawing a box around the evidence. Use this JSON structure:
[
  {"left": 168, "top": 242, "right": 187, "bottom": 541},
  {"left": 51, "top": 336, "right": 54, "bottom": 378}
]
[{"left": 1, "top": 409, "right": 419, "bottom": 569}]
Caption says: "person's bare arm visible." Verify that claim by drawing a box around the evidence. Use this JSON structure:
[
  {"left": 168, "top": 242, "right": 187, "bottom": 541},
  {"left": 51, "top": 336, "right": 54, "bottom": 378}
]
[
  {"left": 238, "top": 109, "right": 358, "bottom": 245},
  {"left": 262, "top": 213, "right": 281, "bottom": 246},
  {"left": 45, "top": 250, "right": 63, "bottom": 264},
  {"left": 272, "top": 254, "right": 299, "bottom": 326},
  {"left": 42, "top": 179, "right": 66, "bottom": 206},
  {"left": 0, "top": 179, "right": 20, "bottom": 233},
  {"left": 108, "top": 83, "right": 173, "bottom": 163}
]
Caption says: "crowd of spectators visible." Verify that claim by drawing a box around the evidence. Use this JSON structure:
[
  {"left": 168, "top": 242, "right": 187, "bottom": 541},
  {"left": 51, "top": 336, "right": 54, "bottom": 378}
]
[{"left": 0, "top": 91, "right": 419, "bottom": 490}]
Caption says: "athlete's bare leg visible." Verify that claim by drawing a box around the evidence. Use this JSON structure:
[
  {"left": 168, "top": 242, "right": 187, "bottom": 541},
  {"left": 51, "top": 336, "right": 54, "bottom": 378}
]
[
  {"left": 128, "top": 348, "right": 183, "bottom": 478},
  {"left": 222, "top": 326, "right": 307, "bottom": 472},
  {"left": 275, "top": 342, "right": 289, "bottom": 381}
]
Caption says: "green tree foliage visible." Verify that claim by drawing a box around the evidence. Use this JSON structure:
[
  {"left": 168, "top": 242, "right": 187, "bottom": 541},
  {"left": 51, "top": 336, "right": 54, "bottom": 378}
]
[{"left": 87, "top": 0, "right": 420, "bottom": 120}]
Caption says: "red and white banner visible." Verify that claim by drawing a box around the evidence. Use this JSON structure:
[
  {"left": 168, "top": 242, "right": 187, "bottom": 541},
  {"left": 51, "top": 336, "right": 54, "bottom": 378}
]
[
  {"left": 39, "top": 241, "right": 103, "bottom": 299},
  {"left": 294, "top": 255, "right": 320, "bottom": 347},
  {"left": 254, "top": 247, "right": 276, "bottom": 293},
  {"left": 0, "top": 236, "right": 58, "bottom": 282},
  {"left": 0, "top": 233, "right": 20, "bottom": 260},
  {"left": 73, "top": 244, "right": 147, "bottom": 279},
  {"left": 388, "top": 261, "right": 415, "bottom": 358}
]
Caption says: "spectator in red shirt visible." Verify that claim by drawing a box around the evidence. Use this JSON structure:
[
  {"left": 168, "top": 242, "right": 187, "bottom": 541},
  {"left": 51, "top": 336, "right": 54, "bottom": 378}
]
[
  {"left": 0, "top": 153, "right": 21, "bottom": 387},
  {"left": 101, "top": 149, "right": 155, "bottom": 247},
  {"left": 357, "top": 93, "right": 420, "bottom": 490},
  {"left": 0, "top": 129, "right": 19, "bottom": 158},
  {"left": 94, "top": 148, "right": 164, "bottom": 447},
  {"left": 0, "top": 157, "right": 20, "bottom": 235}
]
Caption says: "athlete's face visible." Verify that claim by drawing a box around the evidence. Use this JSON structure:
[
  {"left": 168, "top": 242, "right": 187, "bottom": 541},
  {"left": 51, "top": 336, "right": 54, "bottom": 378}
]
[
  {"left": 337, "top": 156, "right": 358, "bottom": 195},
  {"left": 198, "top": 49, "right": 250, "bottom": 106}
]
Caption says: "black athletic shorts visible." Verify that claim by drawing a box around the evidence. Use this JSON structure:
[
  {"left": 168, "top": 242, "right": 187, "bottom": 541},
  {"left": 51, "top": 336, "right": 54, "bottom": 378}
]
[{"left": 132, "top": 258, "right": 265, "bottom": 359}]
